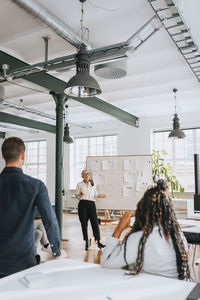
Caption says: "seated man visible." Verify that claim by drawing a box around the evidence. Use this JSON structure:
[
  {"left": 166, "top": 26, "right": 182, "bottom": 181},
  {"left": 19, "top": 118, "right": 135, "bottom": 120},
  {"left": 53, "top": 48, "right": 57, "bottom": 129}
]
[
  {"left": 101, "top": 180, "right": 190, "bottom": 280},
  {"left": 34, "top": 221, "right": 51, "bottom": 252}
]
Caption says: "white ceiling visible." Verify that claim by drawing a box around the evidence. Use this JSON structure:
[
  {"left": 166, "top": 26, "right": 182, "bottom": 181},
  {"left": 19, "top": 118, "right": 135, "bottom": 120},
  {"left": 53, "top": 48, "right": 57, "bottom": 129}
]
[{"left": 0, "top": 0, "right": 200, "bottom": 131}]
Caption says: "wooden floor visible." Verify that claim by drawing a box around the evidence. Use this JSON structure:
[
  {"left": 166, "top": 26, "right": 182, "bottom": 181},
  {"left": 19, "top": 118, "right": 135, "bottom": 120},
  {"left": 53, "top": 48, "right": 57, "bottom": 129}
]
[{"left": 40, "top": 212, "right": 200, "bottom": 283}]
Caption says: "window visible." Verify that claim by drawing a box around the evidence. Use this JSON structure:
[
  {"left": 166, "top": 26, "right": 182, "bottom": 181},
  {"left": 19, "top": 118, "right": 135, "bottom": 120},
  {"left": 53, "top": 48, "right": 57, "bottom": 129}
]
[
  {"left": 23, "top": 140, "right": 47, "bottom": 184},
  {"left": 70, "top": 135, "right": 117, "bottom": 188},
  {"left": 153, "top": 129, "right": 199, "bottom": 192}
]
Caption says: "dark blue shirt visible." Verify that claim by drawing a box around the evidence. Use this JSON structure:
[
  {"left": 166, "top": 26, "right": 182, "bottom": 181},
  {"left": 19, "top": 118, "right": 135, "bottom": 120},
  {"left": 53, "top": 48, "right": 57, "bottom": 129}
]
[{"left": 0, "top": 167, "right": 61, "bottom": 275}]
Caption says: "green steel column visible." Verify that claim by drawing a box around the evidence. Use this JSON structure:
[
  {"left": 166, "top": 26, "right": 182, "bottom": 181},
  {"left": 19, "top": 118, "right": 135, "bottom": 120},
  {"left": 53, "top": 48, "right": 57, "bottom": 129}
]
[{"left": 51, "top": 92, "right": 67, "bottom": 236}]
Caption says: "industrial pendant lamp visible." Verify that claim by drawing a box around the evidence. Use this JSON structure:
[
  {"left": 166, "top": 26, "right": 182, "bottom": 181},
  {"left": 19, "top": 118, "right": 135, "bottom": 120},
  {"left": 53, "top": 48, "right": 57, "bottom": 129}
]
[
  {"left": 64, "top": 43, "right": 101, "bottom": 97},
  {"left": 64, "top": 0, "right": 101, "bottom": 97},
  {"left": 168, "top": 88, "right": 185, "bottom": 139},
  {"left": 63, "top": 105, "right": 73, "bottom": 143},
  {"left": 63, "top": 123, "right": 73, "bottom": 144}
]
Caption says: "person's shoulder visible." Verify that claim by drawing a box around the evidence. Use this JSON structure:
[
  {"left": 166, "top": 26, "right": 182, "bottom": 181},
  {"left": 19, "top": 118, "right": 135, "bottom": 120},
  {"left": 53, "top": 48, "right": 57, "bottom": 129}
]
[
  {"left": 21, "top": 173, "right": 46, "bottom": 190},
  {"left": 21, "top": 172, "right": 39, "bottom": 183}
]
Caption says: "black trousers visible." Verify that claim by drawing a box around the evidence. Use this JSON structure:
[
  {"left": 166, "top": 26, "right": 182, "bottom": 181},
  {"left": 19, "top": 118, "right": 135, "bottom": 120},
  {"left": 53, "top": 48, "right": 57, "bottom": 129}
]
[{"left": 78, "top": 200, "right": 100, "bottom": 242}]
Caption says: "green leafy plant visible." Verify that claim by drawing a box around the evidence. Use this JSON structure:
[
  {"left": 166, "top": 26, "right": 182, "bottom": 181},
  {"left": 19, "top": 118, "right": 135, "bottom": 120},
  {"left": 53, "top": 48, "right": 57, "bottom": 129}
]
[{"left": 152, "top": 149, "right": 185, "bottom": 197}]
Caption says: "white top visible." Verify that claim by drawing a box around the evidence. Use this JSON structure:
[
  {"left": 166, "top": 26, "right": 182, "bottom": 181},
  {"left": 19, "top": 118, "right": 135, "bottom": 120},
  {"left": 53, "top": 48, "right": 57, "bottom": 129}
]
[
  {"left": 101, "top": 226, "right": 188, "bottom": 278},
  {"left": 75, "top": 181, "right": 98, "bottom": 201}
]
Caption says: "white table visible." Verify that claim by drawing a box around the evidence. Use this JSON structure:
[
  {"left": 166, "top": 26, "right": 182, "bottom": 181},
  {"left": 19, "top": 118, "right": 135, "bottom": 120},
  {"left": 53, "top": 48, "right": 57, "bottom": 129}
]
[
  {"left": 112, "top": 218, "right": 200, "bottom": 228},
  {"left": 178, "top": 219, "right": 200, "bottom": 228},
  {"left": 181, "top": 226, "right": 200, "bottom": 234},
  {"left": 0, "top": 259, "right": 195, "bottom": 300}
]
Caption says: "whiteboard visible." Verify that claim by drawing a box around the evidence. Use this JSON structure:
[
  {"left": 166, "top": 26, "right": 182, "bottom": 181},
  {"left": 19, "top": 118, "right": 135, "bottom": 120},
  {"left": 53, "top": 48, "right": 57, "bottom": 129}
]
[{"left": 87, "top": 155, "right": 152, "bottom": 210}]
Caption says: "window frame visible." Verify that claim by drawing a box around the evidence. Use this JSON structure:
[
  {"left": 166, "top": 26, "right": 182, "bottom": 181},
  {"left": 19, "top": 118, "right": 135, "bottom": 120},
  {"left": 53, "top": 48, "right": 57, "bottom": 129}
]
[
  {"left": 23, "top": 139, "right": 47, "bottom": 184},
  {"left": 70, "top": 134, "right": 117, "bottom": 189},
  {"left": 153, "top": 128, "right": 199, "bottom": 194}
]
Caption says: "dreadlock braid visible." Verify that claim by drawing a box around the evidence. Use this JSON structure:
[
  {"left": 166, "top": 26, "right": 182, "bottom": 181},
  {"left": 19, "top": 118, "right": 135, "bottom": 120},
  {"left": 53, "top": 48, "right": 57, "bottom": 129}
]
[
  {"left": 123, "top": 180, "right": 190, "bottom": 280},
  {"left": 167, "top": 202, "right": 190, "bottom": 279}
]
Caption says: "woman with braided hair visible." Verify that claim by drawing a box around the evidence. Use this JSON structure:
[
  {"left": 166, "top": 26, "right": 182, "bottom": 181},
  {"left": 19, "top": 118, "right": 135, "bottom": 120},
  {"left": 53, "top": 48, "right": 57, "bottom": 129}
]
[{"left": 101, "top": 180, "right": 190, "bottom": 280}]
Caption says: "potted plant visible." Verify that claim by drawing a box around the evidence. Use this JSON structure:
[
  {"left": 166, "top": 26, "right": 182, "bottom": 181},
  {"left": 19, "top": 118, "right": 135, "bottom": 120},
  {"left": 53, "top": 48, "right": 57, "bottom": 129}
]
[{"left": 152, "top": 149, "right": 184, "bottom": 197}]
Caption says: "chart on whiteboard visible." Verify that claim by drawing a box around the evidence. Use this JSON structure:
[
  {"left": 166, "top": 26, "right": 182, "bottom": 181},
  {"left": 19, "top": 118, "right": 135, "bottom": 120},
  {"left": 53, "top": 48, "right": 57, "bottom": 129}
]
[{"left": 87, "top": 155, "right": 152, "bottom": 210}]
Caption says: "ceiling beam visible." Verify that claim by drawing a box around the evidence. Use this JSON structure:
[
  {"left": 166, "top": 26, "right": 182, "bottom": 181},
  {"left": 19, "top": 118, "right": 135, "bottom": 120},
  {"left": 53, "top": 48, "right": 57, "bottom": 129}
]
[
  {"left": 0, "top": 111, "right": 56, "bottom": 133},
  {"left": 2, "top": 43, "right": 128, "bottom": 79},
  {"left": 4, "top": 16, "right": 159, "bottom": 80},
  {"left": 0, "top": 50, "right": 66, "bottom": 93},
  {"left": 0, "top": 50, "right": 140, "bottom": 127},
  {"left": 69, "top": 96, "right": 139, "bottom": 127}
]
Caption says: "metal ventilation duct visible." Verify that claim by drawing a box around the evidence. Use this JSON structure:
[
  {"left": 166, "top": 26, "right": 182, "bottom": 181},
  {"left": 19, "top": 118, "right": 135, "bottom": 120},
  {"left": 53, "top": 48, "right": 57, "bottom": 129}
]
[
  {"left": 0, "top": 123, "right": 39, "bottom": 133},
  {"left": 9, "top": 0, "right": 92, "bottom": 50},
  {"left": 94, "top": 58, "right": 127, "bottom": 79},
  {"left": 0, "top": 93, "right": 91, "bottom": 129}
]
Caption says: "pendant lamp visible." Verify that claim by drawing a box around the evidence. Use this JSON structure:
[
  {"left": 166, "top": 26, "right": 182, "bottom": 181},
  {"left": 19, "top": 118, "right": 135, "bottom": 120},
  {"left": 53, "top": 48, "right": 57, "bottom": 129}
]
[
  {"left": 64, "top": 44, "right": 101, "bottom": 97},
  {"left": 64, "top": 0, "right": 101, "bottom": 97},
  {"left": 63, "top": 104, "right": 73, "bottom": 143},
  {"left": 63, "top": 123, "right": 73, "bottom": 144},
  {"left": 168, "top": 88, "right": 185, "bottom": 139}
]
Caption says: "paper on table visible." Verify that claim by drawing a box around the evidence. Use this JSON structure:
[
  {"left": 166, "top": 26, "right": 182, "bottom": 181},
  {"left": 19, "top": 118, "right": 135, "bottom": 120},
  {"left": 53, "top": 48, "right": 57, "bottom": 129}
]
[
  {"left": 19, "top": 272, "right": 49, "bottom": 288},
  {"left": 123, "top": 186, "right": 134, "bottom": 197},
  {"left": 93, "top": 173, "right": 104, "bottom": 184},
  {"left": 124, "top": 159, "right": 136, "bottom": 170},
  {"left": 124, "top": 171, "right": 136, "bottom": 183},
  {"left": 102, "top": 160, "right": 113, "bottom": 171},
  {"left": 90, "top": 160, "right": 101, "bottom": 171}
]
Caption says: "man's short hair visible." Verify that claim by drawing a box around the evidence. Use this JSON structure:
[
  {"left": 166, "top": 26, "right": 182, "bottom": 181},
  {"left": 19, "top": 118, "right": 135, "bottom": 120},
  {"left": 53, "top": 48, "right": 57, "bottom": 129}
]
[{"left": 1, "top": 137, "right": 25, "bottom": 163}]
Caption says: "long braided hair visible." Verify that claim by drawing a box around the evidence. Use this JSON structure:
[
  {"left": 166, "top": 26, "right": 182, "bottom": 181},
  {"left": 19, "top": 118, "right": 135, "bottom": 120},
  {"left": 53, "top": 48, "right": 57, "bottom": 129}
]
[{"left": 123, "top": 179, "right": 190, "bottom": 280}]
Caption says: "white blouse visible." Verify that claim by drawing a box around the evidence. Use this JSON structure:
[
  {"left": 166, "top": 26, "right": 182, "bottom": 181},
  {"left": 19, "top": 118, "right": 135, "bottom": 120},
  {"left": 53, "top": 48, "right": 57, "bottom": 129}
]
[
  {"left": 75, "top": 181, "right": 98, "bottom": 201},
  {"left": 101, "top": 226, "right": 188, "bottom": 278}
]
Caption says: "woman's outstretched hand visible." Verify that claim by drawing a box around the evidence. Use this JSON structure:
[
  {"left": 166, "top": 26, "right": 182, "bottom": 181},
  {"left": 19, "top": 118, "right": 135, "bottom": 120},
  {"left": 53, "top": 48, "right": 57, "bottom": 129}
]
[
  {"left": 112, "top": 211, "right": 134, "bottom": 239},
  {"left": 99, "top": 194, "right": 106, "bottom": 198}
]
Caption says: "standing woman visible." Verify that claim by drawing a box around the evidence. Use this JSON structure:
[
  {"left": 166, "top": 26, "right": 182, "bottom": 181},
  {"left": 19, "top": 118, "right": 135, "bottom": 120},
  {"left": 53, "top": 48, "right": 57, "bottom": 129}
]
[{"left": 76, "top": 170, "right": 106, "bottom": 250}]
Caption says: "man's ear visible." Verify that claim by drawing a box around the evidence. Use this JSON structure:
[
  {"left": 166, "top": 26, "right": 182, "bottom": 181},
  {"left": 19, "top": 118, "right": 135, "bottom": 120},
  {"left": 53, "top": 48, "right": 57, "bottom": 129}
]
[{"left": 21, "top": 152, "right": 25, "bottom": 161}]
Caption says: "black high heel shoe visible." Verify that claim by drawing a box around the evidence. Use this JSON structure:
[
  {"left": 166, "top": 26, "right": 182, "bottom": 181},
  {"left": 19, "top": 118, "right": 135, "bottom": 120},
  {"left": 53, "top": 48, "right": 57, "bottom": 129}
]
[
  {"left": 97, "top": 241, "right": 105, "bottom": 249},
  {"left": 85, "top": 241, "right": 89, "bottom": 251}
]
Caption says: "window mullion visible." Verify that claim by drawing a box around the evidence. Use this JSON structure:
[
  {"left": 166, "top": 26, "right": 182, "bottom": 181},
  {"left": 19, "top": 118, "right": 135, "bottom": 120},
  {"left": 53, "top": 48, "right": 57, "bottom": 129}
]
[{"left": 71, "top": 135, "right": 117, "bottom": 188}]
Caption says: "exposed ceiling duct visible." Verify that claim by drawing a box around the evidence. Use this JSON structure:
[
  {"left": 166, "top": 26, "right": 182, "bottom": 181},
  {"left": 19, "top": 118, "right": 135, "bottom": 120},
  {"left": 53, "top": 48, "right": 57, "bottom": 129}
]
[
  {"left": 0, "top": 84, "right": 91, "bottom": 128},
  {"left": 9, "top": 0, "right": 93, "bottom": 50},
  {"left": 0, "top": 99, "right": 56, "bottom": 120},
  {"left": 0, "top": 9, "right": 160, "bottom": 128},
  {"left": 0, "top": 15, "right": 159, "bottom": 82},
  {"left": 0, "top": 96, "right": 91, "bottom": 129},
  {"left": 0, "top": 123, "right": 39, "bottom": 133}
]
